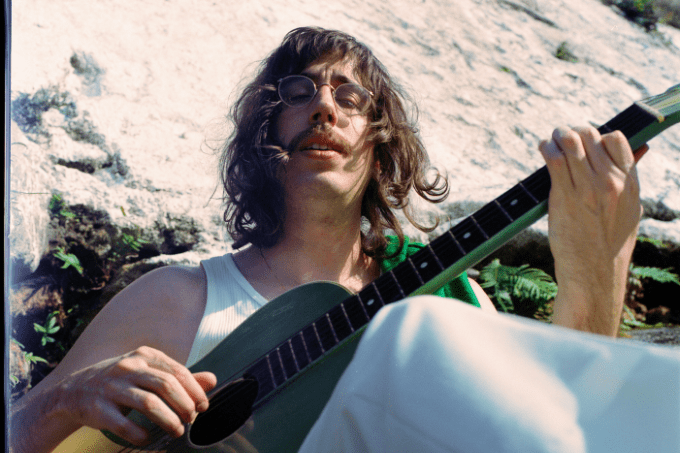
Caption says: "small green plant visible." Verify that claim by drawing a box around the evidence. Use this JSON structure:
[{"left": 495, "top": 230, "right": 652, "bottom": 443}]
[
  {"left": 555, "top": 41, "right": 578, "bottom": 63},
  {"left": 121, "top": 231, "right": 148, "bottom": 252},
  {"left": 479, "top": 259, "right": 558, "bottom": 316},
  {"left": 48, "top": 193, "right": 76, "bottom": 219},
  {"left": 54, "top": 247, "right": 84, "bottom": 275},
  {"left": 637, "top": 235, "right": 669, "bottom": 248},
  {"left": 10, "top": 339, "right": 49, "bottom": 389},
  {"left": 630, "top": 265, "right": 680, "bottom": 285},
  {"left": 33, "top": 311, "right": 61, "bottom": 347}
]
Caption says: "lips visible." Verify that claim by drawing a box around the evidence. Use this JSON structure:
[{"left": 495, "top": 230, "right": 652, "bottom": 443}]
[
  {"left": 298, "top": 136, "right": 345, "bottom": 154},
  {"left": 289, "top": 126, "right": 351, "bottom": 157}
]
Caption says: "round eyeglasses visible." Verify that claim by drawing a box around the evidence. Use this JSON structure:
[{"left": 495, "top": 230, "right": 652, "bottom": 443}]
[{"left": 277, "top": 75, "right": 373, "bottom": 116}]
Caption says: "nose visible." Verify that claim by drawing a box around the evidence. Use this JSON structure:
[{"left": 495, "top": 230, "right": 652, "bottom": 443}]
[{"left": 309, "top": 84, "right": 338, "bottom": 126}]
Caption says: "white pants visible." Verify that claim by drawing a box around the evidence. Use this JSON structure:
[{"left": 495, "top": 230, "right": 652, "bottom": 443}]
[{"left": 299, "top": 296, "right": 680, "bottom": 453}]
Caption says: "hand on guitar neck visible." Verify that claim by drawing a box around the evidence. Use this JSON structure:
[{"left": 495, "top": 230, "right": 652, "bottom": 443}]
[{"left": 539, "top": 126, "right": 646, "bottom": 336}]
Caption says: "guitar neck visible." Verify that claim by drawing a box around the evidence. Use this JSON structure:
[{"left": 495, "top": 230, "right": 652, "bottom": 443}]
[
  {"left": 238, "top": 85, "right": 680, "bottom": 406},
  {"left": 411, "top": 83, "right": 680, "bottom": 296}
]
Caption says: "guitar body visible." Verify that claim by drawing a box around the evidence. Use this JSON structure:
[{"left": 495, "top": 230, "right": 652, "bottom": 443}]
[
  {"left": 182, "top": 281, "right": 362, "bottom": 453},
  {"left": 55, "top": 282, "right": 363, "bottom": 453}
]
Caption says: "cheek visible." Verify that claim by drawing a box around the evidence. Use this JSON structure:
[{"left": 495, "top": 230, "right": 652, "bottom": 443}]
[{"left": 274, "top": 109, "right": 297, "bottom": 147}]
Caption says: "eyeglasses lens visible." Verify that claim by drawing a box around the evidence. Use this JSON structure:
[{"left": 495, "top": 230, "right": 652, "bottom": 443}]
[{"left": 278, "top": 76, "right": 371, "bottom": 115}]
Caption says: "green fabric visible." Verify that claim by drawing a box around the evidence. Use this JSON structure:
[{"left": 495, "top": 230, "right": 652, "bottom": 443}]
[{"left": 380, "top": 235, "right": 481, "bottom": 308}]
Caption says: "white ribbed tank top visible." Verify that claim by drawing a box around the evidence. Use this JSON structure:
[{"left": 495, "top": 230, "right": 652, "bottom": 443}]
[{"left": 185, "top": 254, "right": 268, "bottom": 367}]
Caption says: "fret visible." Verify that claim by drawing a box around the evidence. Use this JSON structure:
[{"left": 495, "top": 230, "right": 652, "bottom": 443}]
[
  {"left": 521, "top": 167, "right": 551, "bottom": 201},
  {"left": 373, "top": 273, "right": 405, "bottom": 305},
  {"left": 390, "top": 271, "right": 407, "bottom": 298},
  {"left": 290, "top": 332, "right": 310, "bottom": 369},
  {"left": 496, "top": 183, "right": 540, "bottom": 219},
  {"left": 408, "top": 246, "right": 445, "bottom": 283},
  {"left": 327, "top": 305, "right": 352, "bottom": 342},
  {"left": 246, "top": 359, "right": 275, "bottom": 399},
  {"left": 301, "top": 324, "right": 324, "bottom": 360},
  {"left": 343, "top": 295, "right": 369, "bottom": 330},
  {"left": 266, "top": 353, "right": 285, "bottom": 387},
  {"left": 312, "top": 322, "right": 326, "bottom": 352},
  {"left": 278, "top": 341, "right": 299, "bottom": 377},
  {"left": 325, "top": 313, "right": 340, "bottom": 344},
  {"left": 391, "top": 261, "right": 422, "bottom": 296},
  {"left": 447, "top": 231, "right": 467, "bottom": 256},
  {"left": 518, "top": 181, "right": 540, "bottom": 204},
  {"left": 494, "top": 199, "right": 514, "bottom": 222},
  {"left": 316, "top": 315, "right": 338, "bottom": 351},
  {"left": 469, "top": 214, "right": 490, "bottom": 240},
  {"left": 357, "top": 283, "right": 385, "bottom": 318},
  {"left": 276, "top": 349, "right": 289, "bottom": 380},
  {"left": 450, "top": 218, "right": 487, "bottom": 253},
  {"left": 406, "top": 258, "right": 425, "bottom": 285},
  {"left": 339, "top": 303, "right": 356, "bottom": 333},
  {"left": 427, "top": 232, "right": 463, "bottom": 270},
  {"left": 473, "top": 201, "right": 512, "bottom": 238}
]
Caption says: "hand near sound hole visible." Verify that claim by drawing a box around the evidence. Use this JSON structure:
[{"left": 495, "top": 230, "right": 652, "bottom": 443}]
[{"left": 60, "top": 346, "right": 216, "bottom": 446}]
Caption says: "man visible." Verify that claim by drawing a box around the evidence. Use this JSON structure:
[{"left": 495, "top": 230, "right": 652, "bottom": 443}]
[{"left": 9, "top": 27, "right": 660, "bottom": 453}]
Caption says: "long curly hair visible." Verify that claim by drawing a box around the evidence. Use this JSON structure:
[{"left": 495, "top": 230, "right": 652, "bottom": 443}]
[{"left": 220, "top": 27, "right": 449, "bottom": 259}]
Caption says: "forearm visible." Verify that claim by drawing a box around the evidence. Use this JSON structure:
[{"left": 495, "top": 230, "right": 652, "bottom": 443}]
[
  {"left": 10, "top": 383, "right": 81, "bottom": 453},
  {"left": 551, "top": 252, "right": 631, "bottom": 336}
]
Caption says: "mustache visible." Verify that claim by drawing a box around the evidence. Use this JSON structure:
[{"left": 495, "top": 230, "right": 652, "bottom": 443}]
[{"left": 286, "top": 124, "right": 352, "bottom": 155}]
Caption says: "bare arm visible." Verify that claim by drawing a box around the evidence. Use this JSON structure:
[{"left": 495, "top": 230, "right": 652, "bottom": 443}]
[
  {"left": 9, "top": 265, "right": 217, "bottom": 453},
  {"left": 538, "top": 126, "right": 643, "bottom": 336}
]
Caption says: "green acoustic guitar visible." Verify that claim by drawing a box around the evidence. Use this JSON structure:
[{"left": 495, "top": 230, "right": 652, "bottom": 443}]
[{"left": 54, "top": 85, "right": 680, "bottom": 453}]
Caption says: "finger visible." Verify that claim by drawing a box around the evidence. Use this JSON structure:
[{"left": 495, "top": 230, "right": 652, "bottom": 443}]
[
  {"left": 131, "top": 367, "right": 201, "bottom": 425},
  {"left": 538, "top": 135, "right": 575, "bottom": 189},
  {"left": 193, "top": 372, "right": 218, "bottom": 411},
  {"left": 551, "top": 127, "right": 593, "bottom": 182},
  {"left": 600, "top": 129, "right": 635, "bottom": 172},
  {"left": 633, "top": 144, "right": 649, "bottom": 163},
  {"left": 119, "top": 387, "right": 186, "bottom": 438},
  {"left": 91, "top": 400, "right": 151, "bottom": 446},
  {"left": 572, "top": 126, "right": 616, "bottom": 177},
  {"left": 132, "top": 347, "right": 211, "bottom": 417}
]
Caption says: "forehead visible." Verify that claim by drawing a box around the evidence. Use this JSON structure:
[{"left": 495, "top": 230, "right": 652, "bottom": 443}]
[{"left": 299, "top": 57, "right": 360, "bottom": 84}]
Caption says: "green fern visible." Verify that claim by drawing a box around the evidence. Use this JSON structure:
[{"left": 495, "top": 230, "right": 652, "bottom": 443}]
[
  {"left": 479, "top": 259, "right": 558, "bottom": 316},
  {"left": 54, "top": 247, "right": 84, "bottom": 275},
  {"left": 630, "top": 265, "right": 680, "bottom": 286}
]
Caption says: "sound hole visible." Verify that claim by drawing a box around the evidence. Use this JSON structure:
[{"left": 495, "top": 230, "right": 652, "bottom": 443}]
[{"left": 188, "top": 377, "right": 259, "bottom": 447}]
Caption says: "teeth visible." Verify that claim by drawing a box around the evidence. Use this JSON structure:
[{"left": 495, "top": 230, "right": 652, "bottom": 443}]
[{"left": 307, "top": 143, "right": 332, "bottom": 150}]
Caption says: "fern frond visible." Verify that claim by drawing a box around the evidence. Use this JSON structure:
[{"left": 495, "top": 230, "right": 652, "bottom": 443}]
[{"left": 630, "top": 266, "right": 680, "bottom": 286}]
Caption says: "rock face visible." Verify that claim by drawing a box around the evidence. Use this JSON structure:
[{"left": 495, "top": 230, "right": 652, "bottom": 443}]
[{"left": 8, "top": 0, "right": 680, "bottom": 392}]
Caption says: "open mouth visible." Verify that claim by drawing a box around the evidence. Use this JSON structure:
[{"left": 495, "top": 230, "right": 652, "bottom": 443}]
[{"left": 290, "top": 126, "right": 351, "bottom": 157}]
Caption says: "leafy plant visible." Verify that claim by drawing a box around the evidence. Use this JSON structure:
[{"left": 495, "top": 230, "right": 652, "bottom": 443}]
[
  {"left": 637, "top": 235, "right": 669, "bottom": 249},
  {"left": 33, "top": 311, "right": 61, "bottom": 347},
  {"left": 479, "top": 259, "right": 558, "bottom": 316},
  {"left": 48, "top": 193, "right": 76, "bottom": 219},
  {"left": 630, "top": 265, "right": 680, "bottom": 285},
  {"left": 54, "top": 247, "right": 84, "bottom": 275},
  {"left": 121, "top": 231, "right": 148, "bottom": 252},
  {"left": 555, "top": 41, "right": 578, "bottom": 62}
]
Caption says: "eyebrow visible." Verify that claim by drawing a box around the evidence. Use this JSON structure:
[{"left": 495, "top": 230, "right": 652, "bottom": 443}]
[{"left": 299, "top": 69, "right": 355, "bottom": 86}]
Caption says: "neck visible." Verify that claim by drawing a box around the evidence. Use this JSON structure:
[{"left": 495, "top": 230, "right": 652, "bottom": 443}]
[
  {"left": 268, "top": 199, "right": 371, "bottom": 288},
  {"left": 233, "top": 192, "right": 379, "bottom": 300}
]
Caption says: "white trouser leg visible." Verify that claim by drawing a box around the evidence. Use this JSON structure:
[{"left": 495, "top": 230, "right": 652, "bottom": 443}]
[{"left": 298, "top": 296, "right": 680, "bottom": 453}]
